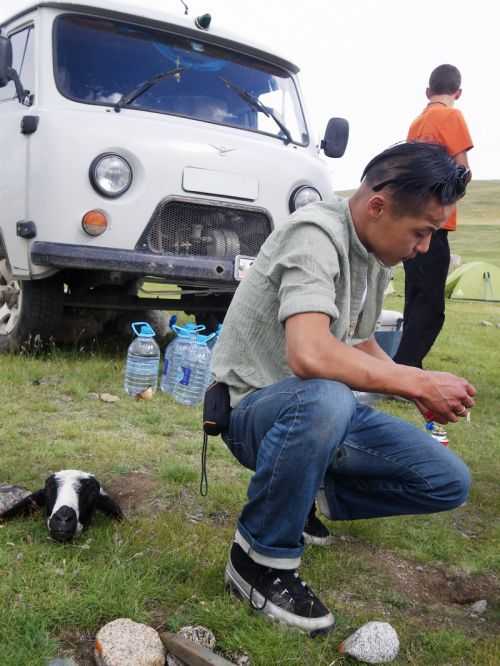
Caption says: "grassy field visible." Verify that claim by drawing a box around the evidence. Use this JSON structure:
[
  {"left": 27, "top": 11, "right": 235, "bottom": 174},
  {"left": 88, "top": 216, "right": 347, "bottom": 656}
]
[{"left": 0, "top": 184, "right": 499, "bottom": 665}]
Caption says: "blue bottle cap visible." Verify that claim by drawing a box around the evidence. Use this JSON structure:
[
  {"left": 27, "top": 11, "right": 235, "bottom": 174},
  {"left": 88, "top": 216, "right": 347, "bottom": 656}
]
[{"left": 131, "top": 322, "right": 156, "bottom": 337}]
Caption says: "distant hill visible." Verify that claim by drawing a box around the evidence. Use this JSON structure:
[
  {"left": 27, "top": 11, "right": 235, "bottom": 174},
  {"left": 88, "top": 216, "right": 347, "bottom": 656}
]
[{"left": 337, "top": 180, "right": 500, "bottom": 226}]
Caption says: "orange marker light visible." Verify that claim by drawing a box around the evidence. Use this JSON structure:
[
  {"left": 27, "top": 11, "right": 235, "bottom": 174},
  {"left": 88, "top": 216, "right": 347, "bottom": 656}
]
[{"left": 82, "top": 210, "right": 108, "bottom": 236}]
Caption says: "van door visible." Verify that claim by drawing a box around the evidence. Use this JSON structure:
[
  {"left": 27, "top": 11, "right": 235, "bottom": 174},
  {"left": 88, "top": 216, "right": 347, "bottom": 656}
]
[{"left": 0, "top": 23, "right": 35, "bottom": 277}]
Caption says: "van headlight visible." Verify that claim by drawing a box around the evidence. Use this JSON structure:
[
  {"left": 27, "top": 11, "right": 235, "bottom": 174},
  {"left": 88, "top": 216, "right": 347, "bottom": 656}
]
[
  {"left": 89, "top": 154, "right": 132, "bottom": 198},
  {"left": 289, "top": 186, "right": 322, "bottom": 212}
]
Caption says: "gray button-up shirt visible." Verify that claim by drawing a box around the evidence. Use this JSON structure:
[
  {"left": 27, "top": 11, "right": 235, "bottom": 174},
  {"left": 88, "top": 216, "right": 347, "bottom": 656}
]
[{"left": 212, "top": 196, "right": 391, "bottom": 407}]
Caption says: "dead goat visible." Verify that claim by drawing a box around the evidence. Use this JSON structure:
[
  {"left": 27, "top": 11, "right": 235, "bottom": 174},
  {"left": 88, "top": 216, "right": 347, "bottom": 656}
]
[{"left": 1, "top": 470, "right": 123, "bottom": 542}]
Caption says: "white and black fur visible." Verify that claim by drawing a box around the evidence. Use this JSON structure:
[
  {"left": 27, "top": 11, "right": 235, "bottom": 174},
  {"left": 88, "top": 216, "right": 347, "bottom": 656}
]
[{"left": 1, "top": 470, "right": 123, "bottom": 542}]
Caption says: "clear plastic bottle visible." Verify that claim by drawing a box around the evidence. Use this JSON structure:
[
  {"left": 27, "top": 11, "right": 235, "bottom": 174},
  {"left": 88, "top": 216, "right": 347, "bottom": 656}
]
[
  {"left": 171, "top": 332, "right": 216, "bottom": 406},
  {"left": 123, "top": 322, "right": 160, "bottom": 396},
  {"left": 159, "top": 317, "right": 178, "bottom": 394},
  {"left": 160, "top": 323, "right": 205, "bottom": 394}
]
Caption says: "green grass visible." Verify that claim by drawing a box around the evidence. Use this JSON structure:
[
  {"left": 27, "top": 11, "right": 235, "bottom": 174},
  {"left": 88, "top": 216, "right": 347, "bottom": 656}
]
[
  {"left": 1, "top": 185, "right": 499, "bottom": 665},
  {"left": 456, "top": 180, "right": 500, "bottom": 226}
]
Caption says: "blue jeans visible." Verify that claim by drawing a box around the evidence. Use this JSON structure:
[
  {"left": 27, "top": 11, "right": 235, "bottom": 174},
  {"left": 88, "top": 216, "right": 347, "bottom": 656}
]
[{"left": 223, "top": 377, "right": 471, "bottom": 568}]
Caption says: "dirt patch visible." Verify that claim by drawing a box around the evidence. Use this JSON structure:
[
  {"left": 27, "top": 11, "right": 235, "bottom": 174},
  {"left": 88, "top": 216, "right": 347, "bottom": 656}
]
[
  {"left": 335, "top": 537, "right": 500, "bottom": 635},
  {"left": 56, "top": 629, "right": 95, "bottom": 666},
  {"left": 370, "top": 547, "right": 499, "bottom": 606},
  {"left": 105, "top": 472, "right": 161, "bottom": 516}
]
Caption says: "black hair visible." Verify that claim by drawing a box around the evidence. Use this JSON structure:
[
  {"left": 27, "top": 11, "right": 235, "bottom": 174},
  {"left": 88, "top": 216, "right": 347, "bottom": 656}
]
[
  {"left": 429, "top": 64, "right": 461, "bottom": 95},
  {"left": 361, "top": 141, "right": 469, "bottom": 216}
]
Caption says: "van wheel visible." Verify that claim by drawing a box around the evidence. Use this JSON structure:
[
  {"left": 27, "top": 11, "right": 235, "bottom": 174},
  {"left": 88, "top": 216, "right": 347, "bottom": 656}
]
[{"left": 0, "top": 260, "right": 63, "bottom": 353}]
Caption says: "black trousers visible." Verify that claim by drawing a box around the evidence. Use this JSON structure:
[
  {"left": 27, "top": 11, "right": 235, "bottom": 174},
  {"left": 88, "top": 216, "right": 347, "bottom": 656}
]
[{"left": 393, "top": 229, "right": 450, "bottom": 369}]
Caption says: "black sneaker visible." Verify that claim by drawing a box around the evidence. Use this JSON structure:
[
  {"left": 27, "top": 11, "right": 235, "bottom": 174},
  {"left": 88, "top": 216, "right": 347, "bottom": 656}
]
[
  {"left": 224, "top": 543, "right": 335, "bottom": 636},
  {"left": 303, "top": 504, "right": 333, "bottom": 546}
]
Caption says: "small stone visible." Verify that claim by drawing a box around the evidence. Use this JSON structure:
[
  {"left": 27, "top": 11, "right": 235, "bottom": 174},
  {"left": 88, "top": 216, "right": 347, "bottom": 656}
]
[
  {"left": 166, "top": 625, "right": 216, "bottom": 666},
  {"left": 87, "top": 392, "right": 100, "bottom": 400},
  {"left": 339, "top": 621, "right": 400, "bottom": 663},
  {"left": 415, "top": 566, "right": 424, "bottom": 572},
  {"left": 95, "top": 618, "right": 165, "bottom": 666},
  {"left": 47, "top": 659, "right": 78, "bottom": 666},
  {"left": 99, "top": 393, "right": 120, "bottom": 403},
  {"left": 469, "top": 599, "right": 487, "bottom": 615},
  {"left": 135, "top": 386, "right": 154, "bottom": 401},
  {"left": 480, "top": 320, "right": 493, "bottom": 327},
  {"left": 496, "top": 323, "right": 500, "bottom": 329}
]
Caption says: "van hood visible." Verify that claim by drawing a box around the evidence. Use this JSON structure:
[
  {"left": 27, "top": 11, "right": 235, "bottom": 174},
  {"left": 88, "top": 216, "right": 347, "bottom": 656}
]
[{"left": 28, "top": 105, "right": 333, "bottom": 250}]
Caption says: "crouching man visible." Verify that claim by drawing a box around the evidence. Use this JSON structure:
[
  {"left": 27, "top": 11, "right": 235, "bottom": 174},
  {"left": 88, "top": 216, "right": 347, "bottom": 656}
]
[{"left": 211, "top": 142, "right": 475, "bottom": 635}]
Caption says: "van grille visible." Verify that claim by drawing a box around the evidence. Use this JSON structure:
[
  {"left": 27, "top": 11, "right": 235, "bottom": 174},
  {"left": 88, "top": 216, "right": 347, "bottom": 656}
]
[{"left": 137, "top": 199, "right": 272, "bottom": 259}]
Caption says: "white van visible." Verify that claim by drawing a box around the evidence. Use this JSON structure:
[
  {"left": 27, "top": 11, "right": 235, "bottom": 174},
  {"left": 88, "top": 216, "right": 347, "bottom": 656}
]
[{"left": 0, "top": 0, "right": 348, "bottom": 351}]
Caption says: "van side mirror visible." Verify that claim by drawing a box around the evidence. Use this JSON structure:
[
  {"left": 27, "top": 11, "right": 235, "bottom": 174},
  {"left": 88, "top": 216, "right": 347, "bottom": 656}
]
[
  {"left": 321, "top": 117, "right": 349, "bottom": 158},
  {"left": 0, "top": 36, "right": 13, "bottom": 87},
  {"left": 0, "top": 34, "right": 32, "bottom": 105}
]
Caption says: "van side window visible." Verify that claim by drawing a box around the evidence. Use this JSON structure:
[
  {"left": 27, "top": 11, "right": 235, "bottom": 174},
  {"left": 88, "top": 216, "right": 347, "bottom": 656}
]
[{"left": 0, "top": 25, "right": 35, "bottom": 104}]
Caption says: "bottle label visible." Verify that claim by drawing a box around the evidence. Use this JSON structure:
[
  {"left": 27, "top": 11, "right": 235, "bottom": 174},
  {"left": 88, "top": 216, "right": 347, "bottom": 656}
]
[{"left": 176, "top": 366, "right": 191, "bottom": 385}]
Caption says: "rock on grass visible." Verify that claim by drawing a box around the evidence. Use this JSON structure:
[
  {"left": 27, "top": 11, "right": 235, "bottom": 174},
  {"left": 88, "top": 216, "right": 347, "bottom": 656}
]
[
  {"left": 95, "top": 618, "right": 165, "bottom": 666},
  {"left": 339, "top": 621, "right": 399, "bottom": 663}
]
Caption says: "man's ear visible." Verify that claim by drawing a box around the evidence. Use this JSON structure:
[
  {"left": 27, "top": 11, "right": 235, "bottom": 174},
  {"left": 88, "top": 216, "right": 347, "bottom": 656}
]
[
  {"left": 367, "top": 194, "right": 386, "bottom": 219},
  {"left": 454, "top": 88, "right": 462, "bottom": 100},
  {"left": 426, "top": 87, "right": 432, "bottom": 100}
]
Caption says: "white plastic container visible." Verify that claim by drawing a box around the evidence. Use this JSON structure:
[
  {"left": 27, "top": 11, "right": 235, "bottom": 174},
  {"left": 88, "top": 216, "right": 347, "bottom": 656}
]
[{"left": 374, "top": 309, "right": 404, "bottom": 358}]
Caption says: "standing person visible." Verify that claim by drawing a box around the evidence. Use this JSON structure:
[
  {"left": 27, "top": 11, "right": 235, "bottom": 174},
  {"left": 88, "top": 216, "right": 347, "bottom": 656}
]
[
  {"left": 212, "top": 142, "right": 474, "bottom": 636},
  {"left": 394, "top": 64, "right": 473, "bottom": 445}
]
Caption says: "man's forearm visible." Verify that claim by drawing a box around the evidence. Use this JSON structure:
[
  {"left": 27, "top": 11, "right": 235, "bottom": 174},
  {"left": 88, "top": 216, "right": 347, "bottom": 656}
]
[
  {"left": 288, "top": 331, "right": 424, "bottom": 399},
  {"left": 286, "top": 313, "right": 475, "bottom": 423},
  {"left": 354, "top": 336, "right": 395, "bottom": 363}
]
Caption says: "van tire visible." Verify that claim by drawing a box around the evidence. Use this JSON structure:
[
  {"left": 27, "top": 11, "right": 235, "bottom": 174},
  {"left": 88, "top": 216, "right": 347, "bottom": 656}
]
[{"left": 0, "top": 260, "right": 63, "bottom": 353}]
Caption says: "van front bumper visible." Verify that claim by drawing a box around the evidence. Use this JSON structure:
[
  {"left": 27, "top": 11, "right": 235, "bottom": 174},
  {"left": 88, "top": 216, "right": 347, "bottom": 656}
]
[{"left": 31, "top": 242, "right": 236, "bottom": 285}]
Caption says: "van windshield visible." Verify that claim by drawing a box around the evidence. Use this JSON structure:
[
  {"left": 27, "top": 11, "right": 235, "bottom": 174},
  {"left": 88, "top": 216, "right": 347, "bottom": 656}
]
[{"left": 54, "top": 14, "right": 309, "bottom": 145}]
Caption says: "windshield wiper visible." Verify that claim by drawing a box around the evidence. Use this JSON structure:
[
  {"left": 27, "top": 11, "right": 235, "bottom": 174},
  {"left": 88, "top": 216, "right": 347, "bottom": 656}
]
[
  {"left": 218, "top": 75, "right": 293, "bottom": 144},
  {"left": 114, "top": 67, "right": 185, "bottom": 112}
]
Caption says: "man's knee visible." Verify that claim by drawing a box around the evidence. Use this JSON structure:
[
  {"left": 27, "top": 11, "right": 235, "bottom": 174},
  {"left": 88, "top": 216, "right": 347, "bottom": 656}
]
[
  {"left": 448, "top": 459, "right": 471, "bottom": 509},
  {"left": 433, "top": 456, "right": 471, "bottom": 511},
  {"left": 297, "top": 379, "right": 356, "bottom": 451}
]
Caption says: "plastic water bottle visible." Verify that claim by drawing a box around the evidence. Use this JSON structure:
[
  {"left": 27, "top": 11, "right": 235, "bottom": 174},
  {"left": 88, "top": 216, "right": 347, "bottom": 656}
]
[
  {"left": 159, "top": 317, "right": 178, "bottom": 394},
  {"left": 171, "top": 332, "right": 216, "bottom": 406},
  {"left": 124, "top": 322, "right": 160, "bottom": 396},
  {"left": 160, "top": 323, "right": 205, "bottom": 394}
]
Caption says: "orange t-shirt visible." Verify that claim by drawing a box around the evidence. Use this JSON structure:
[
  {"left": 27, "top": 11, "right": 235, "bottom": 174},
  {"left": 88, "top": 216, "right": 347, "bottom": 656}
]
[{"left": 407, "top": 103, "right": 473, "bottom": 230}]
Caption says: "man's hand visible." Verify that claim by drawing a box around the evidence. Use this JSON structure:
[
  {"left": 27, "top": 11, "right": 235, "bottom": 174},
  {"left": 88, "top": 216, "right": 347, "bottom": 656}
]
[{"left": 414, "top": 370, "right": 476, "bottom": 424}]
